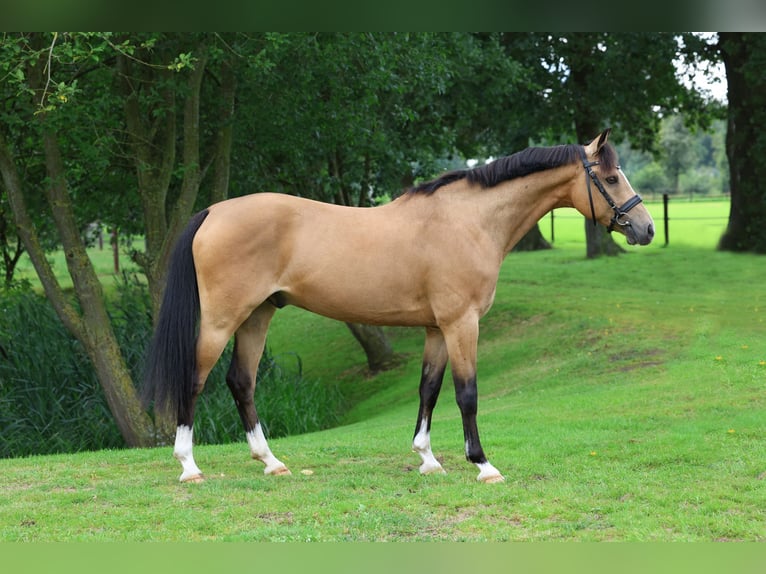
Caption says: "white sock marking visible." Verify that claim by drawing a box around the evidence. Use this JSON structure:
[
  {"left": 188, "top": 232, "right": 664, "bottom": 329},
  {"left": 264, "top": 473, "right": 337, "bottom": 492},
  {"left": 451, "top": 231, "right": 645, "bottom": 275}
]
[
  {"left": 412, "top": 419, "right": 445, "bottom": 474},
  {"left": 476, "top": 461, "right": 505, "bottom": 483},
  {"left": 173, "top": 425, "right": 203, "bottom": 482},
  {"left": 246, "top": 423, "right": 290, "bottom": 475}
]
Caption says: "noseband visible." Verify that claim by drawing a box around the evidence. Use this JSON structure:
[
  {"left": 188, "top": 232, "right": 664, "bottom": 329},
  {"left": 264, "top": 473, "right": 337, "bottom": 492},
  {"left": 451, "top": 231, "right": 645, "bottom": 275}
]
[{"left": 579, "top": 146, "right": 643, "bottom": 232}]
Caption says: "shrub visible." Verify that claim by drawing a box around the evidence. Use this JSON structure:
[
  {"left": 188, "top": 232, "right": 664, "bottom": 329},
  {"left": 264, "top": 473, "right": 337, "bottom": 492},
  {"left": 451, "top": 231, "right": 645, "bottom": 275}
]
[
  {"left": 0, "top": 285, "right": 123, "bottom": 458},
  {"left": 679, "top": 166, "right": 725, "bottom": 197},
  {"left": 630, "top": 162, "right": 670, "bottom": 198}
]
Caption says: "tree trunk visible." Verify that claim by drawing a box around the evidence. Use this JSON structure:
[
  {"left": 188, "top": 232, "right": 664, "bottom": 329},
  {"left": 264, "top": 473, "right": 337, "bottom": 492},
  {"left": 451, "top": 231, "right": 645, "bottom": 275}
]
[
  {"left": 210, "top": 59, "right": 236, "bottom": 206},
  {"left": 118, "top": 54, "right": 177, "bottom": 317},
  {"left": 345, "top": 322, "right": 397, "bottom": 372},
  {"left": 0, "top": 207, "right": 24, "bottom": 286},
  {"left": 0, "top": 124, "right": 155, "bottom": 448},
  {"left": 512, "top": 224, "right": 551, "bottom": 252},
  {"left": 584, "top": 220, "right": 625, "bottom": 259},
  {"left": 117, "top": 46, "right": 225, "bottom": 441},
  {"left": 717, "top": 33, "right": 766, "bottom": 253},
  {"left": 565, "top": 36, "right": 625, "bottom": 259},
  {"left": 118, "top": 49, "right": 211, "bottom": 318}
]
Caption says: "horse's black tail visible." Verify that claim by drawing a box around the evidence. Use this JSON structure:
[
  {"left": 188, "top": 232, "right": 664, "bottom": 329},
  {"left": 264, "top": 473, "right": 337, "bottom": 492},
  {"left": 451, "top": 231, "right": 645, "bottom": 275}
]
[{"left": 142, "top": 209, "right": 210, "bottom": 423}]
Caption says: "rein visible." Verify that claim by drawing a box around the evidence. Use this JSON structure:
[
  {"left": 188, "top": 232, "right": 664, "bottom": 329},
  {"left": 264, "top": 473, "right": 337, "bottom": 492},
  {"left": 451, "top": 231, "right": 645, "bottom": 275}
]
[{"left": 578, "top": 146, "right": 643, "bottom": 231}]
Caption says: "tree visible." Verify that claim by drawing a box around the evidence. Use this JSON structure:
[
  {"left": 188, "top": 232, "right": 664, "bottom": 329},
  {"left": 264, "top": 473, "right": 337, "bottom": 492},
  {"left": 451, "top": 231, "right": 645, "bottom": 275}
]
[
  {"left": 619, "top": 115, "right": 728, "bottom": 200},
  {"left": 717, "top": 33, "right": 766, "bottom": 253},
  {"left": 232, "top": 33, "right": 441, "bottom": 370},
  {"left": 520, "top": 33, "right": 712, "bottom": 257},
  {"left": 0, "top": 33, "right": 250, "bottom": 445},
  {"left": 658, "top": 114, "right": 701, "bottom": 198},
  {"left": 0, "top": 33, "right": 154, "bottom": 446},
  {"left": 113, "top": 33, "right": 252, "bottom": 317},
  {"left": 0, "top": 179, "right": 24, "bottom": 286}
]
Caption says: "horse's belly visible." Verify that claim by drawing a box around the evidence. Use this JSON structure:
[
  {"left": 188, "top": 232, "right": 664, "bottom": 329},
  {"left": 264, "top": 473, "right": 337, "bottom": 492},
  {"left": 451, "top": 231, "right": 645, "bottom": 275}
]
[{"left": 282, "top": 280, "right": 435, "bottom": 327}]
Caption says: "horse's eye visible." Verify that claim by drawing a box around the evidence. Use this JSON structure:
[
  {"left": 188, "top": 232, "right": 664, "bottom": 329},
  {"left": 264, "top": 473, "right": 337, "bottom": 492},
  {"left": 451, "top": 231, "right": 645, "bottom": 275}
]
[{"left": 605, "top": 175, "right": 618, "bottom": 185}]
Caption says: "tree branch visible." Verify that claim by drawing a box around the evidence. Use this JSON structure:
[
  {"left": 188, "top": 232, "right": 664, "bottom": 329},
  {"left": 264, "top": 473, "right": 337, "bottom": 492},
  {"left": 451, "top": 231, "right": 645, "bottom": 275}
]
[
  {"left": 166, "top": 49, "right": 208, "bottom": 247},
  {"left": 0, "top": 127, "right": 84, "bottom": 336}
]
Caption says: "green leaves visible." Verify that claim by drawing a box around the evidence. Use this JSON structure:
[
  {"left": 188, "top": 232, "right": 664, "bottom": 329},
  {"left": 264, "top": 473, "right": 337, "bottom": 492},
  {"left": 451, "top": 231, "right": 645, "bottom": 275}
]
[{"left": 167, "top": 52, "right": 195, "bottom": 72}]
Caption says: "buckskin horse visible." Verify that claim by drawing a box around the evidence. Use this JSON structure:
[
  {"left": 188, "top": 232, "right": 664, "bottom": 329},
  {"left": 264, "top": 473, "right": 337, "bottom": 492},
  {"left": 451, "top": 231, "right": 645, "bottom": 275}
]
[{"left": 143, "top": 129, "right": 654, "bottom": 483}]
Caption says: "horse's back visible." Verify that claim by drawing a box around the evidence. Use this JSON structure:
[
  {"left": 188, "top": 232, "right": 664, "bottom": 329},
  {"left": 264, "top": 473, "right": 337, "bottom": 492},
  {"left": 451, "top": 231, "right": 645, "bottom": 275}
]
[{"left": 192, "top": 193, "right": 440, "bottom": 326}]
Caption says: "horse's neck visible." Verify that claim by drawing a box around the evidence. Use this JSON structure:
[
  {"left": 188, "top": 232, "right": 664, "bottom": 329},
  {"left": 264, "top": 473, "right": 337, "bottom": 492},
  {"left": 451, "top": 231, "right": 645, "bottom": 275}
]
[{"left": 450, "top": 165, "right": 577, "bottom": 256}]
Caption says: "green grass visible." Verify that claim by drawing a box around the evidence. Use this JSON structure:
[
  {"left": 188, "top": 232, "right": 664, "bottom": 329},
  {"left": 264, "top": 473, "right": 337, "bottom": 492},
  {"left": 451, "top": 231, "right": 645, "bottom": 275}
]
[
  {"left": 2, "top": 199, "right": 764, "bottom": 541},
  {"left": 13, "top": 237, "right": 142, "bottom": 295}
]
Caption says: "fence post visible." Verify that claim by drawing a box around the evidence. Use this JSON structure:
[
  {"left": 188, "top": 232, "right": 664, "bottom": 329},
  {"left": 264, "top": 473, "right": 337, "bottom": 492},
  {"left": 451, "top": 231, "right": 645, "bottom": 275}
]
[
  {"left": 663, "top": 193, "right": 669, "bottom": 246},
  {"left": 550, "top": 209, "right": 555, "bottom": 243},
  {"left": 112, "top": 227, "right": 120, "bottom": 273}
]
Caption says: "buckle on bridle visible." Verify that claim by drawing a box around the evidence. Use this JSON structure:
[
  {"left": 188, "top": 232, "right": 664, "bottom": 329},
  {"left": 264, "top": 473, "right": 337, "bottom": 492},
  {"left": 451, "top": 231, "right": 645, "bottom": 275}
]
[{"left": 611, "top": 195, "right": 643, "bottom": 229}]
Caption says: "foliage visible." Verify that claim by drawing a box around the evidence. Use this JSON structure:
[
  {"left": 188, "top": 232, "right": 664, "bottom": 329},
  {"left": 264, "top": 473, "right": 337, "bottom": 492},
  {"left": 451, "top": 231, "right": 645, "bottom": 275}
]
[
  {"left": 0, "top": 277, "right": 343, "bottom": 458},
  {"left": 504, "top": 33, "right": 717, "bottom": 150},
  {"left": 0, "top": 33, "right": 130, "bottom": 239},
  {"left": 234, "top": 33, "right": 471, "bottom": 204},
  {"left": 618, "top": 115, "right": 729, "bottom": 199},
  {"left": 0, "top": 285, "right": 123, "bottom": 457},
  {"left": 627, "top": 161, "right": 671, "bottom": 197}
]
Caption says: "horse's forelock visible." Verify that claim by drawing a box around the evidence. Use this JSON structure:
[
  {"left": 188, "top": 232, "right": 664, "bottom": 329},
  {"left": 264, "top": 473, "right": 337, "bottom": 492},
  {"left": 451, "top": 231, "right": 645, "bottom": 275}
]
[{"left": 598, "top": 142, "right": 618, "bottom": 172}]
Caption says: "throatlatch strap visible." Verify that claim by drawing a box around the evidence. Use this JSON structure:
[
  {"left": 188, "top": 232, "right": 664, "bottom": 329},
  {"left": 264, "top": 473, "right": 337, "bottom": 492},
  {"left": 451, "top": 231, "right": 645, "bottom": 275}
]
[{"left": 579, "top": 147, "right": 599, "bottom": 227}]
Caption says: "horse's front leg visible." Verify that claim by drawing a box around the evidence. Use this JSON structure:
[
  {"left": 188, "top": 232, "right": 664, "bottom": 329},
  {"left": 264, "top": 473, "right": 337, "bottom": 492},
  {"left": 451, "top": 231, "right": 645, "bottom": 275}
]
[
  {"left": 443, "top": 317, "right": 505, "bottom": 483},
  {"left": 412, "top": 327, "right": 449, "bottom": 475}
]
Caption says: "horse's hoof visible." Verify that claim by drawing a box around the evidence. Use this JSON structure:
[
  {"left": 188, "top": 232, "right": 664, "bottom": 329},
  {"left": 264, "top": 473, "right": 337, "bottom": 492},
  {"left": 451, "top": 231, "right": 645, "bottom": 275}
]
[
  {"left": 180, "top": 473, "right": 205, "bottom": 484},
  {"left": 265, "top": 465, "right": 292, "bottom": 476},
  {"left": 478, "top": 474, "right": 505, "bottom": 484},
  {"left": 420, "top": 463, "right": 447, "bottom": 475}
]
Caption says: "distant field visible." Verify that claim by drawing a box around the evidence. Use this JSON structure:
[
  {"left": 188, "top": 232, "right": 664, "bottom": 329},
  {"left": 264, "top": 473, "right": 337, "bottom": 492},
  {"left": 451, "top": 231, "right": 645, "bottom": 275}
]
[
  {"left": 540, "top": 196, "right": 729, "bottom": 250},
  {"left": 14, "top": 236, "right": 142, "bottom": 293}
]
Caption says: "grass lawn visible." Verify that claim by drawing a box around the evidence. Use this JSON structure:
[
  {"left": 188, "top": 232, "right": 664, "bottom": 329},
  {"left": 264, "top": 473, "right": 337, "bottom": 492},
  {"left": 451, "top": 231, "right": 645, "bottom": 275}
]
[
  {"left": 13, "top": 235, "right": 143, "bottom": 296},
  {"left": 1, "top": 198, "right": 764, "bottom": 543}
]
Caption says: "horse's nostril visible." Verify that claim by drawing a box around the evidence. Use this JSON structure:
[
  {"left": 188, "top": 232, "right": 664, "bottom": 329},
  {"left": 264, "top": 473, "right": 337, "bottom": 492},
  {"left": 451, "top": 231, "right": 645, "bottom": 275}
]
[{"left": 648, "top": 223, "right": 655, "bottom": 238}]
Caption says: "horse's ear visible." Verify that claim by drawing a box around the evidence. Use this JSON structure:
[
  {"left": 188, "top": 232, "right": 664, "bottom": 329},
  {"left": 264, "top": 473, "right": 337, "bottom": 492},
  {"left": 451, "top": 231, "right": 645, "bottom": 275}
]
[
  {"left": 585, "top": 128, "right": 612, "bottom": 157},
  {"left": 596, "top": 128, "right": 612, "bottom": 150}
]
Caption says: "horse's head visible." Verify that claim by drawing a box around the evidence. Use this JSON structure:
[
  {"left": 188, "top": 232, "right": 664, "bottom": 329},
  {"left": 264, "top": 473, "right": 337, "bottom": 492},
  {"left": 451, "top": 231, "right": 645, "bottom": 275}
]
[{"left": 573, "top": 129, "right": 655, "bottom": 246}]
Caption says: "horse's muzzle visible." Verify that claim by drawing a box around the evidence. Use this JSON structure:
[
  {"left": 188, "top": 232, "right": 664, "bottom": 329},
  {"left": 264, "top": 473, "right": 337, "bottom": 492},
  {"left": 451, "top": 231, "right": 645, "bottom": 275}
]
[{"left": 627, "top": 222, "right": 654, "bottom": 246}]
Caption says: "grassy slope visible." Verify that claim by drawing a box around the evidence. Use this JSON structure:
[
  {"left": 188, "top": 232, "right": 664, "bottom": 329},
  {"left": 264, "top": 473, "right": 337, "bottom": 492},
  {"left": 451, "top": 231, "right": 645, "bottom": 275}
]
[{"left": 1, "top": 199, "right": 764, "bottom": 541}]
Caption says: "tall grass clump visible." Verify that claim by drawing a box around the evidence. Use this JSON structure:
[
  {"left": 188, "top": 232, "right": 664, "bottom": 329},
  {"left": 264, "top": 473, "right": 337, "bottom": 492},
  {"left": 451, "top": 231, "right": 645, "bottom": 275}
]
[
  {"left": 0, "top": 277, "right": 344, "bottom": 458},
  {"left": 0, "top": 284, "right": 123, "bottom": 458}
]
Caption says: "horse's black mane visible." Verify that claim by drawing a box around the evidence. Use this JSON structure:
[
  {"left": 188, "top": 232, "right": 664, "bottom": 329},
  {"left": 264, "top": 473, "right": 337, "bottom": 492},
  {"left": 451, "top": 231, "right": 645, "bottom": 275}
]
[{"left": 409, "top": 142, "right": 617, "bottom": 195}]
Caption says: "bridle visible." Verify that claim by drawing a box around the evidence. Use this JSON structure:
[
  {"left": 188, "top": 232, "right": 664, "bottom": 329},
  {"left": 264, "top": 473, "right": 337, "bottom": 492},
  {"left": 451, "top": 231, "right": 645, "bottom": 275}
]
[{"left": 578, "top": 146, "right": 643, "bottom": 232}]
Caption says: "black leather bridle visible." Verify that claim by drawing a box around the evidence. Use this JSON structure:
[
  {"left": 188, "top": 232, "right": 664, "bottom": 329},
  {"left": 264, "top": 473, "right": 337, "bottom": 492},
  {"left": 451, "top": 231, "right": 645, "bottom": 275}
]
[{"left": 579, "top": 146, "right": 643, "bottom": 232}]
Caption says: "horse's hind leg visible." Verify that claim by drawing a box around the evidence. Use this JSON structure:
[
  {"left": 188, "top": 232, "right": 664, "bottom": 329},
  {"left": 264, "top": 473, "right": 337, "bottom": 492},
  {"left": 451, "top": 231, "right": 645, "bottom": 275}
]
[
  {"left": 226, "top": 303, "right": 291, "bottom": 476},
  {"left": 412, "top": 327, "right": 449, "bottom": 475},
  {"left": 174, "top": 322, "right": 234, "bottom": 483}
]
